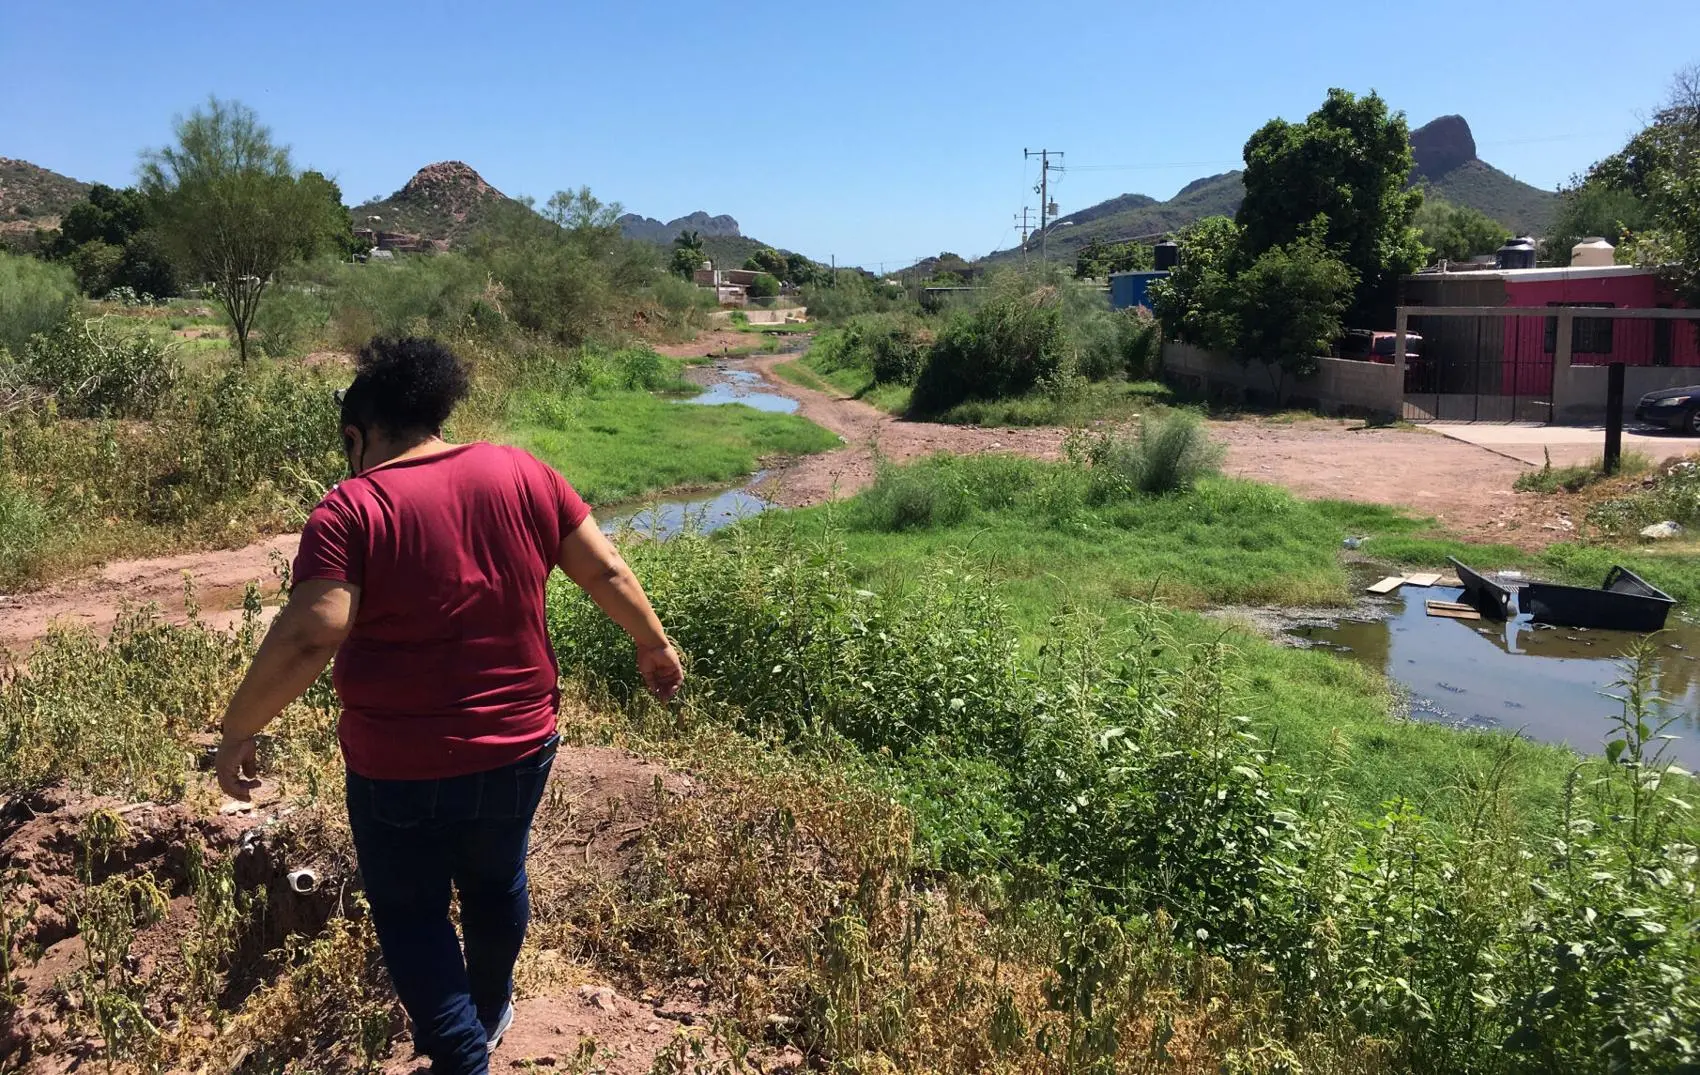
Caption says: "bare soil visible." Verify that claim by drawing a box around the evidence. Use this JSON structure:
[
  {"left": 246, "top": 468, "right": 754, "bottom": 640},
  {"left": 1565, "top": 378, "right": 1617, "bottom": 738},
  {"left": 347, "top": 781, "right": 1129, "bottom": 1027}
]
[{"left": 0, "top": 743, "right": 790, "bottom": 1074}]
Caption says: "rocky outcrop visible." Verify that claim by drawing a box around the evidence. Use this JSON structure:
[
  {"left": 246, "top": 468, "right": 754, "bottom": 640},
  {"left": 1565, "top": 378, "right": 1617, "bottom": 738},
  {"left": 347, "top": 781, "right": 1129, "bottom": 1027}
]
[
  {"left": 1410, "top": 115, "right": 1479, "bottom": 181},
  {"left": 618, "top": 210, "right": 742, "bottom": 244}
]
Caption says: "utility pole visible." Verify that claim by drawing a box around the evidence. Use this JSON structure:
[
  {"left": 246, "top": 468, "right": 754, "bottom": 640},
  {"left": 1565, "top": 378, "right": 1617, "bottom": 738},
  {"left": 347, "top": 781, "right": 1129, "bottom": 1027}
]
[
  {"left": 1015, "top": 206, "right": 1033, "bottom": 263},
  {"left": 1024, "top": 148, "right": 1063, "bottom": 266}
]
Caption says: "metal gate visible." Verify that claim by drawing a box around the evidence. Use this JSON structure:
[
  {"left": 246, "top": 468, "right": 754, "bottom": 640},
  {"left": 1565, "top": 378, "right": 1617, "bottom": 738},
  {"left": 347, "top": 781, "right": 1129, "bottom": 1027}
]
[{"left": 1401, "top": 312, "right": 1553, "bottom": 422}]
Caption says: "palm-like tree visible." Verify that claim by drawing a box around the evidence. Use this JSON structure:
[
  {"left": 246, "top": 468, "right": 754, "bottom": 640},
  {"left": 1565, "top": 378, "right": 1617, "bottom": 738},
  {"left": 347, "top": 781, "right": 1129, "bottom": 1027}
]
[{"left": 674, "top": 229, "right": 704, "bottom": 256}]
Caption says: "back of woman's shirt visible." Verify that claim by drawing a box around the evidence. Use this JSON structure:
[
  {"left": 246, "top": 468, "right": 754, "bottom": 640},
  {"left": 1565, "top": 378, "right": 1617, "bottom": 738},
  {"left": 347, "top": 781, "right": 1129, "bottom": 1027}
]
[{"left": 292, "top": 442, "right": 590, "bottom": 780}]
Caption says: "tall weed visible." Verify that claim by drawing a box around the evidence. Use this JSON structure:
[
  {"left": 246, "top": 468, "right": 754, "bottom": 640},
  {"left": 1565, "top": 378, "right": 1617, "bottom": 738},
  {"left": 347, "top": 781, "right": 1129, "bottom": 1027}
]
[{"left": 0, "top": 252, "right": 78, "bottom": 357}]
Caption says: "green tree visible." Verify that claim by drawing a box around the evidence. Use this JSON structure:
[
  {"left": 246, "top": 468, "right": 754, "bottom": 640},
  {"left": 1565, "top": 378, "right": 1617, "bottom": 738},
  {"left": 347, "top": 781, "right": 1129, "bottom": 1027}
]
[
  {"left": 670, "top": 246, "right": 704, "bottom": 279},
  {"left": 1606, "top": 65, "right": 1699, "bottom": 302},
  {"left": 674, "top": 229, "right": 704, "bottom": 256},
  {"left": 46, "top": 184, "right": 179, "bottom": 298},
  {"left": 1414, "top": 193, "right": 1512, "bottom": 263},
  {"left": 1237, "top": 88, "right": 1425, "bottom": 324},
  {"left": 1148, "top": 216, "right": 1240, "bottom": 352},
  {"left": 744, "top": 247, "right": 790, "bottom": 281},
  {"left": 1230, "top": 220, "right": 1358, "bottom": 399},
  {"left": 140, "top": 98, "right": 323, "bottom": 360},
  {"left": 297, "top": 170, "right": 367, "bottom": 261},
  {"left": 1546, "top": 183, "right": 1647, "bottom": 264},
  {"left": 747, "top": 272, "right": 781, "bottom": 299}
]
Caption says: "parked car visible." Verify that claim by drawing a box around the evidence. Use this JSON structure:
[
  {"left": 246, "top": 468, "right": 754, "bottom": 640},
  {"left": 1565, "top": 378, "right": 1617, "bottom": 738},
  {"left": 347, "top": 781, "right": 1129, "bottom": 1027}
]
[
  {"left": 1634, "top": 385, "right": 1700, "bottom": 434},
  {"left": 1336, "top": 329, "right": 1421, "bottom": 365}
]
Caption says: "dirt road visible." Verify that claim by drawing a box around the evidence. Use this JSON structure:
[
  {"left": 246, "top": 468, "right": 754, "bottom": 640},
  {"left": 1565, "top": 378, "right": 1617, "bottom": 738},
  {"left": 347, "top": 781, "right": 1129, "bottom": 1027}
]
[{"left": 2, "top": 350, "right": 1583, "bottom": 657}]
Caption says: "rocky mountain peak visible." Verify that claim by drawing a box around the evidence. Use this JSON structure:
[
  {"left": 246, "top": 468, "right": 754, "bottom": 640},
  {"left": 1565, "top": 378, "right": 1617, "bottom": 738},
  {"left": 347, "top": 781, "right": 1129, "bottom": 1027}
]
[{"left": 1410, "top": 115, "right": 1479, "bottom": 180}]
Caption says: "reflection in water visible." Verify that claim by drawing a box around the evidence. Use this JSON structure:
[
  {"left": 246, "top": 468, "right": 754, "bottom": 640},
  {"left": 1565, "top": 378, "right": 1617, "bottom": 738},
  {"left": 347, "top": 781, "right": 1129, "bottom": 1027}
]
[
  {"left": 682, "top": 368, "right": 798, "bottom": 413},
  {"left": 600, "top": 475, "right": 771, "bottom": 541},
  {"left": 1293, "top": 587, "right": 1700, "bottom": 765}
]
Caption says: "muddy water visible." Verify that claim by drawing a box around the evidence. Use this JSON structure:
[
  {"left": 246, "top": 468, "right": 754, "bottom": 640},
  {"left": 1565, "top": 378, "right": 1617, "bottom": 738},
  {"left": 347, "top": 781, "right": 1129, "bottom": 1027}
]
[
  {"left": 600, "top": 473, "right": 772, "bottom": 540},
  {"left": 1292, "top": 586, "right": 1700, "bottom": 766},
  {"left": 682, "top": 367, "right": 799, "bottom": 413}
]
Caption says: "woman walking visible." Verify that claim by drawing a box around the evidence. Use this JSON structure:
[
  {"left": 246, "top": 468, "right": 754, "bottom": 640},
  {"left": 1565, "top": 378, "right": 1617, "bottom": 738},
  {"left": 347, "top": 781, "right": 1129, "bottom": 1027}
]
[{"left": 215, "top": 337, "right": 682, "bottom": 1074}]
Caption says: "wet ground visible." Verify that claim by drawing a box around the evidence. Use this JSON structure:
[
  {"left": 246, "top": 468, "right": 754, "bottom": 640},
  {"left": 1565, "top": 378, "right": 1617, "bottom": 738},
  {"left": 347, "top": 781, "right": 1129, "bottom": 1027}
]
[
  {"left": 1289, "top": 583, "right": 1700, "bottom": 766},
  {"left": 599, "top": 474, "right": 772, "bottom": 540},
  {"left": 682, "top": 367, "right": 800, "bottom": 413}
]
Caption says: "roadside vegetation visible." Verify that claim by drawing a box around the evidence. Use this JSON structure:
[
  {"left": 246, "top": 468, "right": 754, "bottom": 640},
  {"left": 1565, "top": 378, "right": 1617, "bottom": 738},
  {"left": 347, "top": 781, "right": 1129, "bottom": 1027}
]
[
  {"left": 780, "top": 270, "right": 1167, "bottom": 426},
  {"left": 0, "top": 101, "right": 826, "bottom": 592}
]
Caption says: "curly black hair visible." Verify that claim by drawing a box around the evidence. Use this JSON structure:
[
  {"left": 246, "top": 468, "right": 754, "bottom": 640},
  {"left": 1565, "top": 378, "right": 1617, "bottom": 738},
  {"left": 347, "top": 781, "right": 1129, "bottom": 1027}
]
[{"left": 340, "top": 337, "right": 471, "bottom": 437}]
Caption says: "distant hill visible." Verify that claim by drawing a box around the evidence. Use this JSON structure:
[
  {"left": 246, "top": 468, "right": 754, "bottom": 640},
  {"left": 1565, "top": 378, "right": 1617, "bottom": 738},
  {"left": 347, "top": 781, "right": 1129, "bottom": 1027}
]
[
  {"left": 975, "top": 114, "right": 1560, "bottom": 269},
  {"left": 350, "top": 163, "right": 793, "bottom": 267},
  {"left": 979, "top": 171, "right": 1245, "bottom": 268},
  {"left": 1408, "top": 115, "right": 1558, "bottom": 234},
  {"left": 0, "top": 158, "right": 92, "bottom": 227},
  {"left": 350, "top": 161, "right": 520, "bottom": 248}
]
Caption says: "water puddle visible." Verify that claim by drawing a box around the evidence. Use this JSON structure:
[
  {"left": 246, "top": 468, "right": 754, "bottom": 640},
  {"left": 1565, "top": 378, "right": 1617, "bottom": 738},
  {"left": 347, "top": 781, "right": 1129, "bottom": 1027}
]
[
  {"left": 600, "top": 473, "right": 773, "bottom": 540},
  {"left": 681, "top": 367, "right": 798, "bottom": 413},
  {"left": 1290, "top": 585, "right": 1700, "bottom": 766}
]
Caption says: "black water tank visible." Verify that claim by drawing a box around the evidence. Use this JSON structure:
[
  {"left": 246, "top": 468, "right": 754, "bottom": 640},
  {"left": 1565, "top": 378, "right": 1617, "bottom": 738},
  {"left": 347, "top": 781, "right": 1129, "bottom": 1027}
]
[
  {"left": 1153, "top": 240, "right": 1180, "bottom": 271},
  {"left": 1495, "top": 237, "right": 1537, "bottom": 270}
]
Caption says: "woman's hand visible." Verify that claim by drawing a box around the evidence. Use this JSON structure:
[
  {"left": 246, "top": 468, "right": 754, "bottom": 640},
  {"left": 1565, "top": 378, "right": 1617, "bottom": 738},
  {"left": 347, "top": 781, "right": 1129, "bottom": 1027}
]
[
  {"left": 216, "top": 735, "right": 261, "bottom": 802},
  {"left": 637, "top": 642, "right": 684, "bottom": 701}
]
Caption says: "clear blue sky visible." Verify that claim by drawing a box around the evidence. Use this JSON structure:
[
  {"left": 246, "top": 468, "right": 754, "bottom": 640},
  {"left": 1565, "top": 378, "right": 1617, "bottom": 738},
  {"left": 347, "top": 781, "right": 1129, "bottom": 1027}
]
[{"left": 3, "top": 1, "right": 1696, "bottom": 269}]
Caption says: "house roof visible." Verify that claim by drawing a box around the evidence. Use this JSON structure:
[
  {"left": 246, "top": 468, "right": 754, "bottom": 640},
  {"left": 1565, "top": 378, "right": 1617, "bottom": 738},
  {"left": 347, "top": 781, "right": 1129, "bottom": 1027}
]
[{"left": 1404, "top": 264, "right": 1652, "bottom": 284}]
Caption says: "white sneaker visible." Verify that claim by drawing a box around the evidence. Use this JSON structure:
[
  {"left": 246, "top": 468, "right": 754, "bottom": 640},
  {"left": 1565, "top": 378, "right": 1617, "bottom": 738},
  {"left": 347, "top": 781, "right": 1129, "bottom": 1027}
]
[{"left": 485, "top": 1002, "right": 515, "bottom": 1052}]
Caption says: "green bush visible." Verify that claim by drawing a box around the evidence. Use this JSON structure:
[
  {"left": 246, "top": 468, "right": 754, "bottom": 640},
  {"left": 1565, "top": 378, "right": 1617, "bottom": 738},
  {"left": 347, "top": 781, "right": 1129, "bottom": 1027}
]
[
  {"left": 549, "top": 523, "right": 1700, "bottom": 1071},
  {"left": 1074, "top": 411, "right": 1224, "bottom": 498},
  {"left": 1587, "top": 458, "right": 1700, "bottom": 534},
  {"left": 0, "top": 482, "right": 56, "bottom": 590},
  {"left": 252, "top": 286, "right": 331, "bottom": 359},
  {"left": 911, "top": 290, "right": 1066, "bottom": 413},
  {"left": 0, "top": 252, "right": 78, "bottom": 358},
  {"left": 21, "top": 316, "right": 180, "bottom": 419}
]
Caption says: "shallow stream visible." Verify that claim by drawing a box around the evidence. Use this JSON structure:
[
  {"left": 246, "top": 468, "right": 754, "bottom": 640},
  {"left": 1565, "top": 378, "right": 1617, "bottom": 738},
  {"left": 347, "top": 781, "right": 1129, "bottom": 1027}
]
[{"left": 1290, "top": 583, "right": 1700, "bottom": 766}]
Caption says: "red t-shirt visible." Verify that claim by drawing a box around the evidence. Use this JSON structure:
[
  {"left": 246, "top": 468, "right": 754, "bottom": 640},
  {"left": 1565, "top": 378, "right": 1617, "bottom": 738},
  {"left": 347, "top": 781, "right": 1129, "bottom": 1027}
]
[{"left": 292, "top": 442, "right": 591, "bottom": 781}]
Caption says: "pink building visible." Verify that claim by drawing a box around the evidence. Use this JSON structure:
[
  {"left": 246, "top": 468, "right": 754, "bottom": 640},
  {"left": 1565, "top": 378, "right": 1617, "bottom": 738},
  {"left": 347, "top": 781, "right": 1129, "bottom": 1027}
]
[{"left": 1401, "top": 263, "right": 1699, "bottom": 421}]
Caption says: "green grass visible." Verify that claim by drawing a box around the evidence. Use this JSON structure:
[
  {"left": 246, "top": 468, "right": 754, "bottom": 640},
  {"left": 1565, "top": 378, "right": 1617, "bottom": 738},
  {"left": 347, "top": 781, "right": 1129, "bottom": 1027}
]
[
  {"left": 505, "top": 389, "right": 839, "bottom": 505},
  {"left": 733, "top": 455, "right": 1614, "bottom": 823},
  {"left": 1512, "top": 451, "right": 1653, "bottom": 493},
  {"left": 773, "top": 357, "right": 913, "bottom": 413},
  {"left": 934, "top": 379, "right": 1173, "bottom": 426}
]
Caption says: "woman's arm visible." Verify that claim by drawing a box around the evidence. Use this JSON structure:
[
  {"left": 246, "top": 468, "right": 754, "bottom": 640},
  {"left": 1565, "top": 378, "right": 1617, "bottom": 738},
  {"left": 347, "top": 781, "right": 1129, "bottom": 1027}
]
[
  {"left": 216, "top": 579, "right": 360, "bottom": 800},
  {"left": 557, "top": 519, "right": 683, "bottom": 701}
]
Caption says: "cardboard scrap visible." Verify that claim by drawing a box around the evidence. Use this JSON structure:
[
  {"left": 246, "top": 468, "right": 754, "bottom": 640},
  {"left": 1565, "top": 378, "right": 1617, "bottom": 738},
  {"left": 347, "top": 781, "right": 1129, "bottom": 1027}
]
[
  {"left": 1366, "top": 576, "right": 1406, "bottom": 594},
  {"left": 1426, "top": 600, "right": 1481, "bottom": 621},
  {"left": 1435, "top": 574, "right": 1462, "bottom": 588},
  {"left": 1405, "top": 572, "right": 1443, "bottom": 587}
]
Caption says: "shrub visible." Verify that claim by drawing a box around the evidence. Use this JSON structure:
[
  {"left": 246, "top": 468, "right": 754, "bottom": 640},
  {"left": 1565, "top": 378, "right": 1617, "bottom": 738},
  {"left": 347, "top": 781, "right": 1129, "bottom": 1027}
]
[
  {"left": 1588, "top": 457, "right": 1700, "bottom": 534},
  {"left": 747, "top": 273, "right": 780, "bottom": 299},
  {"left": 853, "top": 459, "right": 976, "bottom": 531},
  {"left": 911, "top": 290, "right": 1066, "bottom": 413},
  {"left": 0, "top": 252, "right": 78, "bottom": 358},
  {"left": 0, "top": 482, "right": 56, "bottom": 590},
  {"left": 1075, "top": 410, "right": 1225, "bottom": 498},
  {"left": 252, "top": 287, "right": 330, "bottom": 359},
  {"left": 21, "top": 316, "right": 180, "bottom": 419}
]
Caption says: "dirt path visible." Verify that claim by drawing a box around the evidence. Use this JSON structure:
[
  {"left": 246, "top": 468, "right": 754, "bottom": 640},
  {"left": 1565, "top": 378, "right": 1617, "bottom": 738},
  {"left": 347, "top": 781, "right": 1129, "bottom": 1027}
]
[
  {"left": 1, "top": 349, "right": 1578, "bottom": 658},
  {"left": 0, "top": 536, "right": 296, "bottom": 659},
  {"left": 740, "top": 351, "right": 1067, "bottom": 505}
]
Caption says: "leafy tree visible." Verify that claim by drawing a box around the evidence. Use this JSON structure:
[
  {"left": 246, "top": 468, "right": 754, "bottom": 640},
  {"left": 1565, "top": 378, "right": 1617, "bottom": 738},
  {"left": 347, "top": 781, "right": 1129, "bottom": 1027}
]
[
  {"left": 140, "top": 98, "right": 324, "bottom": 360},
  {"left": 747, "top": 272, "right": 781, "bottom": 299},
  {"left": 670, "top": 246, "right": 704, "bottom": 279},
  {"left": 297, "top": 170, "right": 367, "bottom": 261},
  {"left": 674, "top": 229, "right": 704, "bottom": 255},
  {"left": 45, "top": 184, "right": 179, "bottom": 298},
  {"left": 1604, "top": 65, "right": 1699, "bottom": 302},
  {"left": 1546, "top": 183, "right": 1647, "bottom": 264},
  {"left": 1148, "top": 216, "right": 1240, "bottom": 351},
  {"left": 744, "top": 247, "right": 790, "bottom": 280},
  {"left": 1230, "top": 220, "right": 1357, "bottom": 399},
  {"left": 1237, "top": 88, "right": 1425, "bottom": 324},
  {"left": 1414, "top": 193, "right": 1512, "bottom": 263}
]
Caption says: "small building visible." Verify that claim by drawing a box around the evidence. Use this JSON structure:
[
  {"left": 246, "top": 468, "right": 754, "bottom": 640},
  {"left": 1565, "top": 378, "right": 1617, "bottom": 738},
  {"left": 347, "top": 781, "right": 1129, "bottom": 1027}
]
[
  {"left": 1108, "top": 270, "right": 1170, "bottom": 313},
  {"left": 1399, "top": 252, "right": 1700, "bottom": 422}
]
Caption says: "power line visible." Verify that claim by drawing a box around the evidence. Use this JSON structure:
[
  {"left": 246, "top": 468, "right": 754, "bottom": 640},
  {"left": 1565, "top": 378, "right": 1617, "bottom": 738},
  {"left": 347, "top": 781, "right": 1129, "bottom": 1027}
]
[{"left": 1024, "top": 148, "right": 1063, "bottom": 265}]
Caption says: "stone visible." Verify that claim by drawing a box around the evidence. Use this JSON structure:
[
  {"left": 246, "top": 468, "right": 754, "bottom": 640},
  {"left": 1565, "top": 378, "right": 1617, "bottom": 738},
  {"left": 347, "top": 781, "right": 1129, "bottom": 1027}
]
[{"left": 1640, "top": 520, "right": 1684, "bottom": 540}]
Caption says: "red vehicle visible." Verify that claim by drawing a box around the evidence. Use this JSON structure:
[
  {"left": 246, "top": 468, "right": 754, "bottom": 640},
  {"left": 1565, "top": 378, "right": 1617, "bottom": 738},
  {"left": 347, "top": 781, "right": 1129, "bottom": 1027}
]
[{"left": 1337, "top": 329, "right": 1421, "bottom": 364}]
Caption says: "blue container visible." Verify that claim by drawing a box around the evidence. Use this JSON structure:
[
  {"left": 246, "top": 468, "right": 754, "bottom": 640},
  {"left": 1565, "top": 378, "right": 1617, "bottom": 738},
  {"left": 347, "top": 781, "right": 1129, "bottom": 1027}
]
[{"left": 1108, "top": 270, "right": 1170, "bottom": 311}]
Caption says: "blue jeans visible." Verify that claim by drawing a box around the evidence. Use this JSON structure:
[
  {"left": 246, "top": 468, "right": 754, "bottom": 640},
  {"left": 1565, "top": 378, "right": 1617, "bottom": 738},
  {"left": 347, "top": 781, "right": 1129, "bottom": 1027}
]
[{"left": 345, "top": 735, "right": 558, "bottom": 1075}]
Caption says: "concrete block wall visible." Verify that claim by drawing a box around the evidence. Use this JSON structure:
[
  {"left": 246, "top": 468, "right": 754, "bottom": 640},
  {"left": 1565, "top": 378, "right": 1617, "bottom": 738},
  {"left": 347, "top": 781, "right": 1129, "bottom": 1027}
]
[{"left": 1162, "top": 341, "right": 1401, "bottom": 417}]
